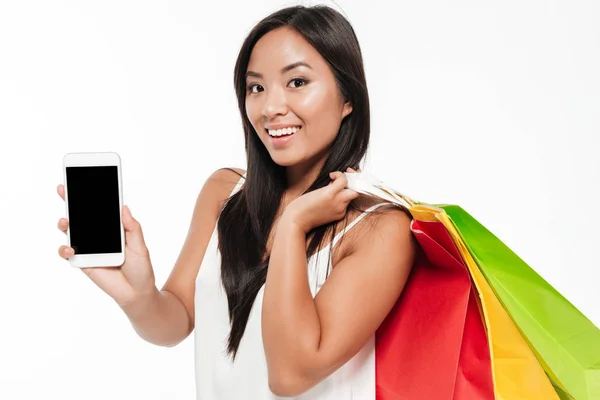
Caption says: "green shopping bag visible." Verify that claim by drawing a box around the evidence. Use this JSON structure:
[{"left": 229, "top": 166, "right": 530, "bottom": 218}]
[{"left": 441, "top": 205, "right": 600, "bottom": 400}]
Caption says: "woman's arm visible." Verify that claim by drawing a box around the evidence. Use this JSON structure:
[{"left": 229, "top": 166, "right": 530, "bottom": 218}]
[
  {"left": 262, "top": 188, "right": 415, "bottom": 396},
  {"left": 122, "top": 167, "right": 245, "bottom": 347}
]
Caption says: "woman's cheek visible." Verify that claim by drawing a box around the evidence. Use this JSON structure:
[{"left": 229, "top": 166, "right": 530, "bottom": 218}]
[{"left": 295, "top": 85, "right": 327, "bottom": 114}]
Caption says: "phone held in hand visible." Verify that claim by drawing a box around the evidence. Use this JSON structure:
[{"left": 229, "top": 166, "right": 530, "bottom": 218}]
[{"left": 63, "top": 152, "right": 125, "bottom": 268}]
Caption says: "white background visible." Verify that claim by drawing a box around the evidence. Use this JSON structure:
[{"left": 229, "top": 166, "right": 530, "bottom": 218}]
[{"left": 1, "top": 0, "right": 599, "bottom": 398}]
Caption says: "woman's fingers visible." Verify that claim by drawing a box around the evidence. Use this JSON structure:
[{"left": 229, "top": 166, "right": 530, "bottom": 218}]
[
  {"left": 329, "top": 171, "right": 345, "bottom": 180},
  {"left": 329, "top": 172, "right": 359, "bottom": 202},
  {"left": 57, "top": 218, "right": 68, "bottom": 234},
  {"left": 57, "top": 184, "right": 65, "bottom": 201},
  {"left": 329, "top": 171, "right": 348, "bottom": 191},
  {"left": 341, "top": 188, "right": 360, "bottom": 203},
  {"left": 58, "top": 245, "right": 75, "bottom": 259},
  {"left": 57, "top": 185, "right": 72, "bottom": 259},
  {"left": 57, "top": 185, "right": 76, "bottom": 261}
]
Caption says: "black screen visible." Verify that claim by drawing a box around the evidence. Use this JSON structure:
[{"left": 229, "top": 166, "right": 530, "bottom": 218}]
[{"left": 65, "top": 166, "right": 122, "bottom": 255}]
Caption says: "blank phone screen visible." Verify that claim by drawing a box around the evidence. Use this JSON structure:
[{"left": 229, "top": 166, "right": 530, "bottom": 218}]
[{"left": 65, "top": 166, "right": 122, "bottom": 255}]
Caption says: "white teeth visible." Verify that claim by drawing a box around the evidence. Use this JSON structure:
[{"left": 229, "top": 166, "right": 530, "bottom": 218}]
[{"left": 267, "top": 126, "right": 300, "bottom": 137}]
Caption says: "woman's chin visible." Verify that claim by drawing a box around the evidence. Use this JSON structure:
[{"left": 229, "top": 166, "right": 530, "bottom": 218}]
[
  {"left": 269, "top": 152, "right": 309, "bottom": 168},
  {"left": 271, "top": 157, "right": 298, "bottom": 167},
  {"left": 269, "top": 148, "right": 329, "bottom": 171}
]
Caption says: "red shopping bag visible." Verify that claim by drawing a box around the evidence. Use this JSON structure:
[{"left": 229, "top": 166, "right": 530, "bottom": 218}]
[{"left": 376, "top": 219, "right": 494, "bottom": 400}]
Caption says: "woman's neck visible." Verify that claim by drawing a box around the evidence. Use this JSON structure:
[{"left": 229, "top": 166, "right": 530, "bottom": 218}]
[{"left": 284, "top": 157, "right": 326, "bottom": 202}]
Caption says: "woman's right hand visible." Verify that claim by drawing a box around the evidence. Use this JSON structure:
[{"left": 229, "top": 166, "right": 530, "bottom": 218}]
[{"left": 57, "top": 184, "right": 157, "bottom": 308}]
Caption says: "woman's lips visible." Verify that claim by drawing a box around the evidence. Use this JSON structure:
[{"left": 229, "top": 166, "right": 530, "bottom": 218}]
[{"left": 266, "top": 127, "right": 301, "bottom": 148}]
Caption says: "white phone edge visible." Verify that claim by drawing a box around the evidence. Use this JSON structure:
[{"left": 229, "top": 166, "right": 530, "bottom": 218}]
[{"left": 63, "top": 152, "right": 125, "bottom": 268}]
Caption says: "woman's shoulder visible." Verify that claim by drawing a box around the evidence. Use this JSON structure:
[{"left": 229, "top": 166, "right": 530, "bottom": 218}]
[
  {"left": 336, "top": 195, "right": 413, "bottom": 257},
  {"left": 350, "top": 195, "right": 411, "bottom": 221},
  {"left": 202, "top": 167, "right": 246, "bottom": 210},
  {"left": 207, "top": 167, "right": 246, "bottom": 184}
]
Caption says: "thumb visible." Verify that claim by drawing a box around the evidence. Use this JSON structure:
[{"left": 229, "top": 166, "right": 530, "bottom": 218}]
[{"left": 122, "top": 205, "right": 147, "bottom": 248}]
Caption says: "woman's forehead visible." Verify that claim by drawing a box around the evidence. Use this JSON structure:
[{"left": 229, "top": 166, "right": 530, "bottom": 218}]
[{"left": 247, "top": 27, "right": 324, "bottom": 75}]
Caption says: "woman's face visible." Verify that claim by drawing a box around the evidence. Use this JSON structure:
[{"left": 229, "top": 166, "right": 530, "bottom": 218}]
[{"left": 245, "top": 27, "right": 352, "bottom": 168}]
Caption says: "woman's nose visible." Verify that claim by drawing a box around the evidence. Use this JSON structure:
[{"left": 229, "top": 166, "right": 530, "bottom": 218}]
[{"left": 261, "top": 87, "right": 288, "bottom": 119}]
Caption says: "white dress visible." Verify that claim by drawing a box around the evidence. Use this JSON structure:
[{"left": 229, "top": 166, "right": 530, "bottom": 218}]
[{"left": 194, "top": 175, "right": 386, "bottom": 399}]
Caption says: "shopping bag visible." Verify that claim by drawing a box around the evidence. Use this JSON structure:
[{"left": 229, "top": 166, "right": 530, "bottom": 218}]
[
  {"left": 413, "top": 205, "right": 559, "bottom": 399},
  {"left": 346, "top": 173, "right": 600, "bottom": 399},
  {"left": 375, "top": 215, "right": 495, "bottom": 399},
  {"left": 441, "top": 205, "right": 600, "bottom": 400},
  {"left": 411, "top": 205, "right": 558, "bottom": 400}
]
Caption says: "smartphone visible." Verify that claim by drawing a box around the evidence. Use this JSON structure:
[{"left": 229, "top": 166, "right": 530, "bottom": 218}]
[{"left": 63, "top": 152, "right": 125, "bottom": 268}]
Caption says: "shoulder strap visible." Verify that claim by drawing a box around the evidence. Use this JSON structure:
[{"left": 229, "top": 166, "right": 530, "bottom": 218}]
[
  {"left": 331, "top": 202, "right": 389, "bottom": 248},
  {"left": 228, "top": 172, "right": 246, "bottom": 198}
]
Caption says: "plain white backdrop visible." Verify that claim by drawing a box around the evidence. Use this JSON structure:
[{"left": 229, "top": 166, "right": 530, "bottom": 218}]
[{"left": 1, "top": 0, "right": 598, "bottom": 398}]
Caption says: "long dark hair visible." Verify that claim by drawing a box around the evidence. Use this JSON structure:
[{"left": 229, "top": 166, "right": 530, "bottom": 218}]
[{"left": 217, "top": 5, "right": 371, "bottom": 360}]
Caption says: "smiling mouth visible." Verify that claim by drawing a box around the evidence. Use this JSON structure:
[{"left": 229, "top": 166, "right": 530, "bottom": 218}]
[{"left": 265, "top": 126, "right": 302, "bottom": 138}]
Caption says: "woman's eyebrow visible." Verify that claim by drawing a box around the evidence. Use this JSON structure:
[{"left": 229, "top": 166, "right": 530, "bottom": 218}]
[{"left": 246, "top": 61, "right": 313, "bottom": 79}]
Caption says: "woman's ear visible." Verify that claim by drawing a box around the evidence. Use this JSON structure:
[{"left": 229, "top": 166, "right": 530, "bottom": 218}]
[{"left": 342, "top": 101, "right": 353, "bottom": 118}]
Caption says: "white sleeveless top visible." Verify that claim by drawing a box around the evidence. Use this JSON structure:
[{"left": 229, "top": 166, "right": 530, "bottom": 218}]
[{"left": 194, "top": 176, "right": 386, "bottom": 399}]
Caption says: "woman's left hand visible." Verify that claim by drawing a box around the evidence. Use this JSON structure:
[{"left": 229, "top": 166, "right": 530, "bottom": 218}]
[{"left": 282, "top": 169, "right": 360, "bottom": 234}]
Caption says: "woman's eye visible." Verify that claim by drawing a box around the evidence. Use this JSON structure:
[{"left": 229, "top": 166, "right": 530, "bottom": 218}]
[
  {"left": 289, "top": 78, "right": 307, "bottom": 88},
  {"left": 247, "top": 79, "right": 306, "bottom": 93},
  {"left": 247, "top": 84, "right": 263, "bottom": 93}
]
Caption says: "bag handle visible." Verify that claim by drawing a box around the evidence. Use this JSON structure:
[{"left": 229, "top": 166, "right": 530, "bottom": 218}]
[{"left": 343, "top": 171, "right": 418, "bottom": 209}]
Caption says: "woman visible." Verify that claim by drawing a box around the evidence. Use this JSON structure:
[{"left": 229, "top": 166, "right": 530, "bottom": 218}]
[{"left": 56, "top": 5, "right": 416, "bottom": 399}]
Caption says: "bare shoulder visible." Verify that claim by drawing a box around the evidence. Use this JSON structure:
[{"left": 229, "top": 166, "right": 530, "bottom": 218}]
[
  {"left": 350, "top": 195, "right": 412, "bottom": 234},
  {"left": 206, "top": 167, "right": 246, "bottom": 184},
  {"left": 334, "top": 195, "right": 415, "bottom": 263},
  {"left": 358, "top": 197, "right": 413, "bottom": 246},
  {"left": 345, "top": 199, "right": 416, "bottom": 276},
  {"left": 202, "top": 167, "right": 246, "bottom": 211}
]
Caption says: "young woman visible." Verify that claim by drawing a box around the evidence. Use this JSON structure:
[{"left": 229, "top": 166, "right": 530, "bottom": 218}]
[{"left": 56, "top": 5, "right": 416, "bottom": 399}]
